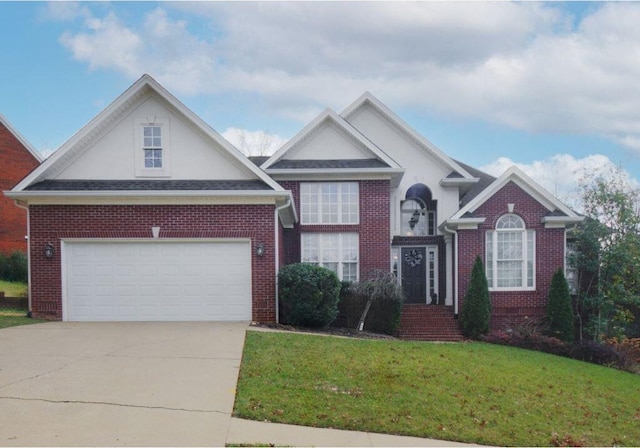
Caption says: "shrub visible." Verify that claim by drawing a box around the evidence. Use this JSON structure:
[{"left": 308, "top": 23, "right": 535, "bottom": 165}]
[
  {"left": 0, "top": 251, "right": 28, "bottom": 283},
  {"left": 569, "top": 340, "right": 628, "bottom": 368},
  {"left": 483, "top": 319, "right": 571, "bottom": 358},
  {"left": 546, "top": 269, "right": 574, "bottom": 342},
  {"left": 279, "top": 263, "right": 341, "bottom": 328},
  {"left": 349, "top": 270, "right": 404, "bottom": 336},
  {"left": 460, "top": 256, "right": 491, "bottom": 339}
]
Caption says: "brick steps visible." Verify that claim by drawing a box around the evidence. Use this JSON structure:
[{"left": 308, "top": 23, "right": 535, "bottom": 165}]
[{"left": 398, "top": 304, "right": 465, "bottom": 342}]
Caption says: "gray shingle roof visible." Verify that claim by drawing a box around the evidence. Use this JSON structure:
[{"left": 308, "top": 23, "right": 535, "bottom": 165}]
[
  {"left": 25, "top": 179, "right": 273, "bottom": 191},
  {"left": 268, "top": 158, "right": 391, "bottom": 169},
  {"left": 453, "top": 160, "right": 497, "bottom": 207}
]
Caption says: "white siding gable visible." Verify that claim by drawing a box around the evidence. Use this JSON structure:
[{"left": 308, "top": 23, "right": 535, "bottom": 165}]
[
  {"left": 288, "top": 121, "right": 375, "bottom": 161},
  {"left": 55, "top": 95, "right": 255, "bottom": 181},
  {"left": 346, "top": 105, "right": 461, "bottom": 232}
]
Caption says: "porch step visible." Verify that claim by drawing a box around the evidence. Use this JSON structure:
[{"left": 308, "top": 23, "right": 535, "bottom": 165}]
[{"left": 398, "top": 304, "right": 465, "bottom": 342}]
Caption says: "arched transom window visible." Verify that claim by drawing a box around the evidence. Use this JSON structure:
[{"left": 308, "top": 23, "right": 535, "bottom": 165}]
[{"left": 486, "top": 214, "right": 535, "bottom": 290}]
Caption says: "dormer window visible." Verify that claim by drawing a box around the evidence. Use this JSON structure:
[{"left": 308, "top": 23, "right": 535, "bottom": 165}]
[
  {"left": 143, "top": 126, "right": 162, "bottom": 168},
  {"left": 135, "top": 118, "right": 171, "bottom": 177}
]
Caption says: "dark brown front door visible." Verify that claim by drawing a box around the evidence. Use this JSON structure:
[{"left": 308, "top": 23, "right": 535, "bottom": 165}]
[{"left": 401, "top": 247, "right": 426, "bottom": 304}]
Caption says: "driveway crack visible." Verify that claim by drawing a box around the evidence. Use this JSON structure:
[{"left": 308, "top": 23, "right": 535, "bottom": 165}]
[{"left": 0, "top": 396, "right": 227, "bottom": 414}]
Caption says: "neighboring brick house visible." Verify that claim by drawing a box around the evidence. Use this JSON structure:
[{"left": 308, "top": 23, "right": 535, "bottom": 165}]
[
  {"left": 0, "top": 115, "right": 42, "bottom": 254},
  {"left": 5, "top": 75, "right": 582, "bottom": 339}
]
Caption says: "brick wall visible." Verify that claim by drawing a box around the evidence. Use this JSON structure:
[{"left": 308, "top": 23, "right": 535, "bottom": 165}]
[
  {"left": 0, "top": 122, "right": 40, "bottom": 254},
  {"left": 458, "top": 181, "right": 566, "bottom": 331},
  {"left": 279, "top": 180, "right": 391, "bottom": 278},
  {"left": 28, "top": 204, "right": 277, "bottom": 321}
]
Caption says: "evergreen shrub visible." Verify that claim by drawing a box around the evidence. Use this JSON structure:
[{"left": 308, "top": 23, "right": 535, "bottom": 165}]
[
  {"left": 279, "top": 263, "right": 341, "bottom": 328},
  {"left": 460, "top": 256, "right": 491, "bottom": 339},
  {"left": 546, "top": 269, "right": 575, "bottom": 342}
]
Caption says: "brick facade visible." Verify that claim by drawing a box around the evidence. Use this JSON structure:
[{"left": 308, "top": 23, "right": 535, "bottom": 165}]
[
  {"left": 28, "top": 204, "right": 277, "bottom": 321},
  {"left": 279, "top": 179, "right": 391, "bottom": 278},
  {"left": 457, "top": 181, "right": 566, "bottom": 331},
  {"left": 0, "top": 121, "right": 40, "bottom": 254}
]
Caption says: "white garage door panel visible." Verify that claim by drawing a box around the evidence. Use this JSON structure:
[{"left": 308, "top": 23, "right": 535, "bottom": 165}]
[{"left": 65, "top": 241, "right": 252, "bottom": 321}]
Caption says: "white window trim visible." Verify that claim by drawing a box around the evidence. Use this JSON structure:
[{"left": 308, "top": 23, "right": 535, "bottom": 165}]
[
  {"left": 135, "top": 117, "right": 171, "bottom": 177},
  {"left": 301, "top": 233, "right": 359, "bottom": 282},
  {"left": 486, "top": 215, "right": 536, "bottom": 291},
  {"left": 300, "top": 182, "right": 359, "bottom": 225}
]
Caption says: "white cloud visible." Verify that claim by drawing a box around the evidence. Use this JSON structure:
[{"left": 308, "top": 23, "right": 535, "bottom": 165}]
[
  {"left": 480, "top": 153, "right": 637, "bottom": 209},
  {"left": 54, "top": 2, "right": 640, "bottom": 154}
]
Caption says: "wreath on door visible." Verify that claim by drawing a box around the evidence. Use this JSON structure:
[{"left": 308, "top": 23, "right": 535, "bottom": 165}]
[{"left": 404, "top": 249, "right": 423, "bottom": 267}]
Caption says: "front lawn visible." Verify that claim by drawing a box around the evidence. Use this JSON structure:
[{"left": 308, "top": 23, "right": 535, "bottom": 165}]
[
  {"left": 0, "top": 308, "right": 44, "bottom": 329},
  {"left": 234, "top": 331, "right": 640, "bottom": 447}
]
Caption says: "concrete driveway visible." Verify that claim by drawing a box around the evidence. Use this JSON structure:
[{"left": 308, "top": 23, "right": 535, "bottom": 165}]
[{"left": 0, "top": 321, "right": 248, "bottom": 447}]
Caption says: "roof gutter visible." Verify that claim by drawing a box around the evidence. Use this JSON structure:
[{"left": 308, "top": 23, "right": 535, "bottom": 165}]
[
  {"left": 11, "top": 200, "right": 32, "bottom": 315},
  {"left": 274, "top": 198, "right": 293, "bottom": 324}
]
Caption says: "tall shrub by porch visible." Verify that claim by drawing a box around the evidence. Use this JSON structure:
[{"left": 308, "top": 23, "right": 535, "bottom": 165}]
[
  {"left": 461, "top": 256, "right": 492, "bottom": 339},
  {"left": 546, "top": 268, "right": 575, "bottom": 342}
]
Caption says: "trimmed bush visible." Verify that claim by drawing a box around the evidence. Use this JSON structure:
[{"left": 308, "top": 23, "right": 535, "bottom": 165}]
[
  {"left": 546, "top": 269, "right": 574, "bottom": 342},
  {"left": 460, "top": 256, "right": 491, "bottom": 339},
  {"left": 279, "top": 263, "right": 341, "bottom": 328}
]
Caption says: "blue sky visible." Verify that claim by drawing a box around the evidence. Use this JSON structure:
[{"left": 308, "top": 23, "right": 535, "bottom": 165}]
[{"left": 2, "top": 1, "right": 640, "bottom": 207}]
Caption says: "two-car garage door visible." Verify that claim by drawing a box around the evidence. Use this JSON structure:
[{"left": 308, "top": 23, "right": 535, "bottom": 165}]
[{"left": 63, "top": 241, "right": 252, "bottom": 321}]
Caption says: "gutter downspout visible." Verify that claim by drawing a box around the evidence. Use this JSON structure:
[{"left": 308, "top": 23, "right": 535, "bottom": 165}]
[
  {"left": 274, "top": 198, "right": 291, "bottom": 324},
  {"left": 13, "top": 200, "right": 32, "bottom": 316},
  {"left": 443, "top": 223, "right": 459, "bottom": 317}
]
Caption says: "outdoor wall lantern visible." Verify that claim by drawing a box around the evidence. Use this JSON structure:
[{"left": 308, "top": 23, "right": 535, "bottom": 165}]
[
  {"left": 44, "top": 243, "right": 55, "bottom": 259},
  {"left": 256, "top": 243, "right": 265, "bottom": 257}
]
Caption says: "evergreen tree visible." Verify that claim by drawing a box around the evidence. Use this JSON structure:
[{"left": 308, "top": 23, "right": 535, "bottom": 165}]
[
  {"left": 546, "top": 269, "right": 575, "bottom": 342},
  {"left": 461, "top": 256, "right": 492, "bottom": 339}
]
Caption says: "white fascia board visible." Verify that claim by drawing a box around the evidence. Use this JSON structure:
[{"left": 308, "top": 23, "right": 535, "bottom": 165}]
[
  {"left": 443, "top": 217, "right": 486, "bottom": 230},
  {"left": 266, "top": 168, "right": 405, "bottom": 187},
  {"left": 451, "top": 166, "right": 580, "bottom": 220},
  {"left": 12, "top": 74, "right": 284, "bottom": 194},
  {"left": 341, "top": 92, "right": 475, "bottom": 180},
  {"left": 542, "top": 216, "right": 585, "bottom": 228},
  {"left": 4, "top": 189, "right": 294, "bottom": 206},
  {"left": 261, "top": 108, "right": 401, "bottom": 171},
  {"left": 0, "top": 114, "right": 43, "bottom": 162},
  {"left": 439, "top": 177, "right": 480, "bottom": 188}
]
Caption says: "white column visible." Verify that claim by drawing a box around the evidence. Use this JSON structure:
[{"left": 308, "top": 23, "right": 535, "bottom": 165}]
[{"left": 444, "top": 234, "right": 453, "bottom": 306}]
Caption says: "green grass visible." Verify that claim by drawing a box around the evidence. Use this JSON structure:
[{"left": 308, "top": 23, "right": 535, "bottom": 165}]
[
  {"left": 234, "top": 331, "right": 640, "bottom": 447},
  {"left": 0, "top": 308, "right": 45, "bottom": 329},
  {"left": 0, "top": 280, "right": 27, "bottom": 297}
]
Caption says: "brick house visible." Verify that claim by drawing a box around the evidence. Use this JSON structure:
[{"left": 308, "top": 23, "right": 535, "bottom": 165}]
[
  {"left": 0, "top": 115, "right": 42, "bottom": 254},
  {"left": 5, "top": 75, "right": 582, "bottom": 339}
]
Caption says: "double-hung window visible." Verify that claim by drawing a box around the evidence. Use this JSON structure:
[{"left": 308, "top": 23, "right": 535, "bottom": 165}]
[
  {"left": 300, "top": 182, "right": 359, "bottom": 224},
  {"left": 143, "top": 126, "right": 163, "bottom": 168},
  {"left": 486, "top": 214, "right": 535, "bottom": 290},
  {"left": 135, "top": 118, "right": 170, "bottom": 177},
  {"left": 301, "top": 233, "right": 359, "bottom": 282}
]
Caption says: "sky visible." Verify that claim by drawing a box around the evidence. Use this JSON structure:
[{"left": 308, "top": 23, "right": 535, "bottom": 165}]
[{"left": 2, "top": 1, "right": 640, "bottom": 209}]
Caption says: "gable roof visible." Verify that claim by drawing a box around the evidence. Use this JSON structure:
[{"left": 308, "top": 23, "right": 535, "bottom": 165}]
[
  {"left": 0, "top": 114, "right": 43, "bottom": 163},
  {"left": 10, "top": 74, "right": 284, "bottom": 194},
  {"left": 341, "top": 92, "right": 476, "bottom": 184},
  {"left": 261, "top": 108, "right": 403, "bottom": 176},
  {"left": 448, "top": 165, "right": 583, "bottom": 226}
]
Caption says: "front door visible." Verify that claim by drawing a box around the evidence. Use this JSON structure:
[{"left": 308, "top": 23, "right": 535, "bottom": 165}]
[{"left": 401, "top": 247, "right": 427, "bottom": 304}]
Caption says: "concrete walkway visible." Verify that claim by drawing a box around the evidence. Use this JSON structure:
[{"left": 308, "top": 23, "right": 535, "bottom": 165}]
[{"left": 0, "top": 321, "right": 475, "bottom": 447}]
